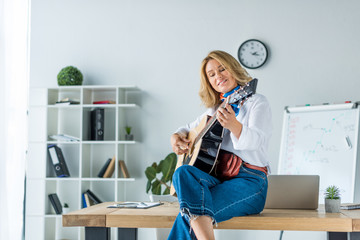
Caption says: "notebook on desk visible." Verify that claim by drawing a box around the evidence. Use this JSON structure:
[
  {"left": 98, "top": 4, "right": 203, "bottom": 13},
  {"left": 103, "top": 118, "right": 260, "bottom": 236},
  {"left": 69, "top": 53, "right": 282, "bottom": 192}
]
[
  {"left": 264, "top": 175, "right": 320, "bottom": 210},
  {"left": 107, "top": 202, "right": 163, "bottom": 209}
]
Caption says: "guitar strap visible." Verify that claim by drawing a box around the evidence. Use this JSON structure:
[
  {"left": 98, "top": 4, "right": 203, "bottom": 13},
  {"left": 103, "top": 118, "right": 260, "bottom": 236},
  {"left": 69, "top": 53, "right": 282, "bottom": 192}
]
[{"left": 220, "top": 85, "right": 241, "bottom": 116}]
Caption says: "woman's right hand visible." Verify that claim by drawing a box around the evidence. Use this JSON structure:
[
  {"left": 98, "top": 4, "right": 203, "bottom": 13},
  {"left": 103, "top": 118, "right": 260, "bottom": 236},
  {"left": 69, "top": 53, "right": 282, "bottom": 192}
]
[{"left": 171, "top": 133, "right": 191, "bottom": 155}]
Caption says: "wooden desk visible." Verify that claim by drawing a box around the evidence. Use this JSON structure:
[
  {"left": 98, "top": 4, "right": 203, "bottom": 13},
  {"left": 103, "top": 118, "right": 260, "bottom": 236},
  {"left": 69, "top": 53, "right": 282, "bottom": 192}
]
[{"left": 63, "top": 202, "right": 360, "bottom": 240}]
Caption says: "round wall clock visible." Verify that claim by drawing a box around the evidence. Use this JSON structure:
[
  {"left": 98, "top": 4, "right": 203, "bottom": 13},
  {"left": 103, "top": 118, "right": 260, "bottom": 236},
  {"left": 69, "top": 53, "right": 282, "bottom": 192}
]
[{"left": 237, "top": 39, "right": 268, "bottom": 69}]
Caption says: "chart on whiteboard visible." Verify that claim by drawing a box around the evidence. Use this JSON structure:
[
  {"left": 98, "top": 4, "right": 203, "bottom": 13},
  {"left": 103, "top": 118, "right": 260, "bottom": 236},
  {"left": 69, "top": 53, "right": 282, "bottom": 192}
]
[{"left": 279, "top": 108, "right": 358, "bottom": 202}]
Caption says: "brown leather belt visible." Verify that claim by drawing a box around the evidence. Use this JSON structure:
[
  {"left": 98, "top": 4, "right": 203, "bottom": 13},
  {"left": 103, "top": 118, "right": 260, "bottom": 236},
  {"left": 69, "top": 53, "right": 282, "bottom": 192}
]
[{"left": 243, "top": 162, "right": 268, "bottom": 175}]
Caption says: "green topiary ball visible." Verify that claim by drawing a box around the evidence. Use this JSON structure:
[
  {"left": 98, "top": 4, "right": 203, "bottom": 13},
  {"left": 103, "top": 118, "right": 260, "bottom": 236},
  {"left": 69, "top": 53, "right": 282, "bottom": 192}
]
[{"left": 57, "top": 66, "right": 83, "bottom": 86}]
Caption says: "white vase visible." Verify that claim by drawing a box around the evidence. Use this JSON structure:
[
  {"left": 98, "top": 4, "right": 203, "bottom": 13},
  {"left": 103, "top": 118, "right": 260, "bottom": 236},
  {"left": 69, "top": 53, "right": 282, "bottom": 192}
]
[{"left": 149, "top": 194, "right": 178, "bottom": 240}]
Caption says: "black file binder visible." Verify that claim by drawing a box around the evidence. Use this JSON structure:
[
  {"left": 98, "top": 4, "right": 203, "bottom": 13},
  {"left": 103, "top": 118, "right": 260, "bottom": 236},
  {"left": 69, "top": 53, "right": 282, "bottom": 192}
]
[
  {"left": 90, "top": 108, "right": 105, "bottom": 140},
  {"left": 48, "top": 193, "right": 62, "bottom": 214},
  {"left": 47, "top": 145, "right": 70, "bottom": 177}
]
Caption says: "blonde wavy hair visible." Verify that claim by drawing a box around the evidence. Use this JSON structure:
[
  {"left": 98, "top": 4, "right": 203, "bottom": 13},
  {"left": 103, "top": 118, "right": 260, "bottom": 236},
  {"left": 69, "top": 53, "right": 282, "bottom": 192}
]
[{"left": 199, "top": 50, "right": 253, "bottom": 108}]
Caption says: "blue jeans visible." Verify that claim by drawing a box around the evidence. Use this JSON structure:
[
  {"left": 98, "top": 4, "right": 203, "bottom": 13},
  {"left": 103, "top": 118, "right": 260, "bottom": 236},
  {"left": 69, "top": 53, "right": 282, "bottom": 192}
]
[{"left": 168, "top": 165, "right": 268, "bottom": 240}]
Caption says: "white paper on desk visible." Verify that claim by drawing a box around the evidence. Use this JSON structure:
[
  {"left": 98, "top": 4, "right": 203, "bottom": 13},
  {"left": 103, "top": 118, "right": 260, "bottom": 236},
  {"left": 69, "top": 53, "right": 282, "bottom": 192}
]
[{"left": 107, "top": 202, "right": 162, "bottom": 209}]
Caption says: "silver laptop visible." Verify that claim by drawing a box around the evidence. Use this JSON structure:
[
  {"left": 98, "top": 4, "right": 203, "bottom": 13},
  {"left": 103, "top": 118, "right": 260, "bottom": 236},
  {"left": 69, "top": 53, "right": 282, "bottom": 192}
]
[{"left": 264, "top": 175, "right": 319, "bottom": 210}]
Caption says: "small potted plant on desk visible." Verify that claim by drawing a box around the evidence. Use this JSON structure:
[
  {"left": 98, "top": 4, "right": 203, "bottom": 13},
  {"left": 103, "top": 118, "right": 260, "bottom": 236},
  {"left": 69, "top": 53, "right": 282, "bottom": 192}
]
[
  {"left": 324, "top": 185, "right": 341, "bottom": 213},
  {"left": 145, "top": 152, "right": 178, "bottom": 202}
]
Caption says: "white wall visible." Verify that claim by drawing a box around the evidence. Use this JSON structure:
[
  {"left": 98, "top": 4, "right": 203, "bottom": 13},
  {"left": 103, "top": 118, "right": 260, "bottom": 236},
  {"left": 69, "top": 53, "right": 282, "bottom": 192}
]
[{"left": 30, "top": 0, "right": 360, "bottom": 239}]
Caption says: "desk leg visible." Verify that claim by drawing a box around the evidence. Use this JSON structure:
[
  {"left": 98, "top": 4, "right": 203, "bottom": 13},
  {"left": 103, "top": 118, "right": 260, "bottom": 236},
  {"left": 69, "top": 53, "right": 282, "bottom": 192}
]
[
  {"left": 328, "top": 232, "right": 360, "bottom": 240},
  {"left": 85, "top": 227, "right": 110, "bottom": 240},
  {"left": 118, "top": 228, "right": 138, "bottom": 240}
]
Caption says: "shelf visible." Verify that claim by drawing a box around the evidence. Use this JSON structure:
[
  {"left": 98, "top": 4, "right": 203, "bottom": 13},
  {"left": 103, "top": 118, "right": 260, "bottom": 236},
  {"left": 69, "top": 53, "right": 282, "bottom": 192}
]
[
  {"left": 82, "top": 103, "right": 139, "bottom": 108},
  {"left": 117, "top": 104, "right": 139, "bottom": 108},
  {"left": 81, "top": 178, "right": 135, "bottom": 181},
  {"left": 82, "top": 85, "right": 139, "bottom": 90},
  {"left": 38, "top": 177, "right": 136, "bottom": 181},
  {"left": 46, "top": 141, "right": 80, "bottom": 144},
  {"left": 48, "top": 85, "right": 139, "bottom": 90},
  {"left": 27, "top": 214, "right": 63, "bottom": 218},
  {"left": 45, "top": 177, "right": 80, "bottom": 181},
  {"left": 26, "top": 85, "right": 140, "bottom": 240},
  {"left": 82, "top": 140, "right": 136, "bottom": 144},
  {"left": 47, "top": 105, "right": 81, "bottom": 108},
  {"left": 28, "top": 141, "right": 137, "bottom": 144}
]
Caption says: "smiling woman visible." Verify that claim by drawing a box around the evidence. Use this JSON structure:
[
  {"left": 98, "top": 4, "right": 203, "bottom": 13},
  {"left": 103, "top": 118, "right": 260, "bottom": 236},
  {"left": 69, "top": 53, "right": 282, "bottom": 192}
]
[
  {"left": 169, "top": 50, "right": 272, "bottom": 240},
  {"left": 0, "top": 0, "right": 30, "bottom": 239}
]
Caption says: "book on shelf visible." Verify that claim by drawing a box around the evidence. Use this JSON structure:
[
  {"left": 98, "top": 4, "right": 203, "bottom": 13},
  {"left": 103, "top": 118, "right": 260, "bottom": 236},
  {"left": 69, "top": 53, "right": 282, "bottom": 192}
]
[
  {"left": 82, "top": 193, "right": 87, "bottom": 208},
  {"left": 48, "top": 193, "right": 62, "bottom": 214},
  {"left": 341, "top": 203, "right": 360, "bottom": 210},
  {"left": 119, "top": 160, "right": 130, "bottom": 178},
  {"left": 82, "top": 189, "right": 102, "bottom": 206},
  {"left": 55, "top": 98, "right": 80, "bottom": 105},
  {"left": 98, "top": 158, "right": 112, "bottom": 177},
  {"left": 47, "top": 145, "right": 70, "bottom": 177},
  {"left": 93, "top": 100, "right": 116, "bottom": 104},
  {"left": 49, "top": 134, "right": 80, "bottom": 142},
  {"left": 103, "top": 156, "right": 115, "bottom": 178},
  {"left": 84, "top": 193, "right": 91, "bottom": 207},
  {"left": 85, "top": 189, "right": 102, "bottom": 204}
]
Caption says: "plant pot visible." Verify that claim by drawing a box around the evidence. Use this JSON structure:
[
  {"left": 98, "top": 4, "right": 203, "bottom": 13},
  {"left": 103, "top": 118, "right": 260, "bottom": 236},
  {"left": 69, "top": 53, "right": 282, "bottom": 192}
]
[
  {"left": 149, "top": 194, "right": 178, "bottom": 203},
  {"left": 325, "top": 198, "right": 341, "bottom": 213},
  {"left": 62, "top": 208, "right": 70, "bottom": 214},
  {"left": 149, "top": 194, "right": 177, "bottom": 240},
  {"left": 125, "top": 134, "right": 134, "bottom": 141}
]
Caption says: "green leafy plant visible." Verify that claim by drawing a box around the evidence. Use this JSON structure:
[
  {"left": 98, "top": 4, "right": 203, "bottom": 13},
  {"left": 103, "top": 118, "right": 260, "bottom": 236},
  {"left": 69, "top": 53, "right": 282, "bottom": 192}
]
[
  {"left": 145, "top": 153, "right": 177, "bottom": 195},
  {"left": 57, "top": 66, "right": 83, "bottom": 86},
  {"left": 64, "top": 203, "right": 69, "bottom": 208},
  {"left": 324, "top": 185, "right": 341, "bottom": 199},
  {"left": 125, "top": 126, "right": 132, "bottom": 135}
]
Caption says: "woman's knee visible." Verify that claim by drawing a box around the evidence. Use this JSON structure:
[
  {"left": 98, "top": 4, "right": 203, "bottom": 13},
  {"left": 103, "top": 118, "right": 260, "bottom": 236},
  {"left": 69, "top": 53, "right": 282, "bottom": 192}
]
[{"left": 173, "top": 165, "right": 196, "bottom": 184}]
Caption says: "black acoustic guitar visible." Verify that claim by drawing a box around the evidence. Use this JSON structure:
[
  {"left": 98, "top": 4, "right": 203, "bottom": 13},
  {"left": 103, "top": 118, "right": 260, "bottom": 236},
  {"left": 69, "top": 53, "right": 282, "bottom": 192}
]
[{"left": 170, "top": 78, "right": 258, "bottom": 195}]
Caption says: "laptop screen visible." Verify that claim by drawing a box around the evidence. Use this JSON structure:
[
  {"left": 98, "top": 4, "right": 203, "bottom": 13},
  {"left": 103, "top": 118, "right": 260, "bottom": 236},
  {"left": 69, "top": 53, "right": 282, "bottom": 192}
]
[{"left": 264, "top": 175, "right": 320, "bottom": 210}]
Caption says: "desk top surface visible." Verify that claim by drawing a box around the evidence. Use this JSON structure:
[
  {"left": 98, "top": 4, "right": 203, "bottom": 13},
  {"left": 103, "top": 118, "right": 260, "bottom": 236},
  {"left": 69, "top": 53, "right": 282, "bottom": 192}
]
[{"left": 63, "top": 202, "right": 360, "bottom": 232}]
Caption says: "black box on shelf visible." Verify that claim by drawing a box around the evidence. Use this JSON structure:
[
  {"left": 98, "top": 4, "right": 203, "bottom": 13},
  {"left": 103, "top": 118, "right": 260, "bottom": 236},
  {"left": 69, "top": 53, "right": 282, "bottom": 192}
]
[
  {"left": 47, "top": 145, "right": 70, "bottom": 177},
  {"left": 90, "top": 108, "right": 104, "bottom": 140}
]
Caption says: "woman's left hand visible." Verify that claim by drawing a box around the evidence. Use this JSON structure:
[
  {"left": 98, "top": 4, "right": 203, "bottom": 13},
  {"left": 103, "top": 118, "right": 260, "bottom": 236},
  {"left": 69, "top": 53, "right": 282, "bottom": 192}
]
[{"left": 217, "top": 103, "right": 243, "bottom": 139}]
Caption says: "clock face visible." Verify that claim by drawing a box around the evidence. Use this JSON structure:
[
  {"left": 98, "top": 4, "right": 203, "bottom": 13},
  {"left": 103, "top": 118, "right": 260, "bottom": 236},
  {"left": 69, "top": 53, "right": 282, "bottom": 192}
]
[{"left": 238, "top": 39, "right": 268, "bottom": 69}]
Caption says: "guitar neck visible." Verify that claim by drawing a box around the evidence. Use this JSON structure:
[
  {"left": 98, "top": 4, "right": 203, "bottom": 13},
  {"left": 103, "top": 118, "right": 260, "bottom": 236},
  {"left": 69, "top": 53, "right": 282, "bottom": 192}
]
[{"left": 191, "top": 78, "right": 258, "bottom": 145}]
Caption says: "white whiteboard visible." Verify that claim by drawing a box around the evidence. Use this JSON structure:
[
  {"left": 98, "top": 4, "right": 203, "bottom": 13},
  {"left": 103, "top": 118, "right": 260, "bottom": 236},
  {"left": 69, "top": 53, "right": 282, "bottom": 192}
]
[{"left": 278, "top": 103, "right": 360, "bottom": 203}]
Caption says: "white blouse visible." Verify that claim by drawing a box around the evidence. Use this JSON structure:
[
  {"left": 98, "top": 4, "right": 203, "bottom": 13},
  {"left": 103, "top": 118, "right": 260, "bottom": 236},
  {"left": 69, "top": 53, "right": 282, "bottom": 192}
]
[{"left": 175, "top": 93, "right": 273, "bottom": 170}]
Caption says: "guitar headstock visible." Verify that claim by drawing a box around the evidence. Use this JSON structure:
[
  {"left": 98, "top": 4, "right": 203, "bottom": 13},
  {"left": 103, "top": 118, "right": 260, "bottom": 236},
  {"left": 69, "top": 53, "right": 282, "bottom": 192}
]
[{"left": 228, "top": 78, "right": 258, "bottom": 105}]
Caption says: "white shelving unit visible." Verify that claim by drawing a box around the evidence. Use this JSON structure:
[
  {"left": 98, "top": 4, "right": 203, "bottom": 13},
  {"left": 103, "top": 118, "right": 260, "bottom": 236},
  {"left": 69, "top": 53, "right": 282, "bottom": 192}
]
[{"left": 25, "top": 85, "right": 140, "bottom": 240}]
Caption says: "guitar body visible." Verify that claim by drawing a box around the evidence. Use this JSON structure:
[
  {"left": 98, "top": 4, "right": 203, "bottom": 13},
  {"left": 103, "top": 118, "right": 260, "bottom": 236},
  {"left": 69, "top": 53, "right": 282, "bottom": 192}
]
[
  {"left": 178, "top": 115, "right": 224, "bottom": 172},
  {"left": 170, "top": 115, "right": 224, "bottom": 196},
  {"left": 170, "top": 78, "right": 258, "bottom": 196}
]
